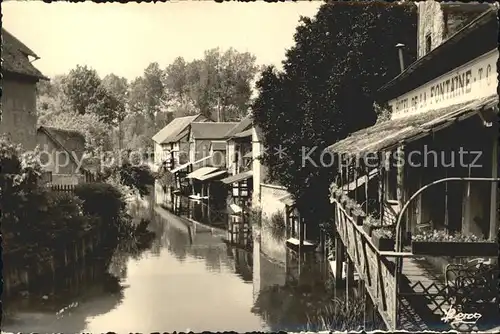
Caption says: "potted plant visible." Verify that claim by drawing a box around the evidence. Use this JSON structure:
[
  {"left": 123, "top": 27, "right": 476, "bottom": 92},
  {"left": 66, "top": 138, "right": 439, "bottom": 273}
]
[
  {"left": 352, "top": 204, "right": 366, "bottom": 225},
  {"left": 411, "top": 229, "right": 498, "bottom": 257},
  {"left": 363, "top": 216, "right": 383, "bottom": 236},
  {"left": 371, "top": 228, "right": 395, "bottom": 251}
]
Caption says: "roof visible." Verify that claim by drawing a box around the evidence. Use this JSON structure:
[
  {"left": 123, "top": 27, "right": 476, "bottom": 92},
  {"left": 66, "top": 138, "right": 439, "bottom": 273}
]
[
  {"left": 186, "top": 167, "right": 219, "bottom": 180},
  {"left": 232, "top": 128, "right": 253, "bottom": 139},
  {"left": 196, "top": 169, "right": 227, "bottom": 181},
  {"left": 378, "top": 7, "right": 497, "bottom": 101},
  {"left": 37, "top": 126, "right": 86, "bottom": 167},
  {"left": 170, "top": 154, "right": 213, "bottom": 173},
  {"left": 2, "top": 28, "right": 48, "bottom": 81},
  {"left": 225, "top": 113, "right": 253, "bottom": 139},
  {"left": 190, "top": 122, "right": 238, "bottom": 140},
  {"left": 211, "top": 140, "right": 227, "bottom": 151},
  {"left": 152, "top": 114, "right": 204, "bottom": 144},
  {"left": 278, "top": 193, "right": 295, "bottom": 207},
  {"left": 324, "top": 94, "right": 498, "bottom": 157},
  {"left": 221, "top": 170, "right": 253, "bottom": 184}
]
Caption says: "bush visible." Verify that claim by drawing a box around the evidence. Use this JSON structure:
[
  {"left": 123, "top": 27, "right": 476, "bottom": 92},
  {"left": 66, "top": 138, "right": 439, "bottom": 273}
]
[
  {"left": 74, "top": 182, "right": 126, "bottom": 224},
  {"left": 119, "top": 163, "right": 155, "bottom": 197}
]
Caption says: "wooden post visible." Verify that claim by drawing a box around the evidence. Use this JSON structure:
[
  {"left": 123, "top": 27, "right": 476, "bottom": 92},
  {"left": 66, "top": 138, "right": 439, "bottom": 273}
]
[
  {"left": 378, "top": 152, "right": 385, "bottom": 224},
  {"left": 298, "top": 217, "right": 304, "bottom": 258},
  {"left": 364, "top": 162, "right": 369, "bottom": 212},
  {"left": 489, "top": 137, "right": 498, "bottom": 240},
  {"left": 354, "top": 163, "right": 359, "bottom": 201},
  {"left": 396, "top": 145, "right": 406, "bottom": 238},
  {"left": 334, "top": 232, "right": 343, "bottom": 285},
  {"left": 346, "top": 257, "right": 354, "bottom": 309}
]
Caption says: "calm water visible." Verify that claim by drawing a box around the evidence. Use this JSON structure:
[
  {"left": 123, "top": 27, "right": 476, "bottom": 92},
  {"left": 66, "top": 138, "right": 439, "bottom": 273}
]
[{"left": 3, "top": 189, "right": 337, "bottom": 333}]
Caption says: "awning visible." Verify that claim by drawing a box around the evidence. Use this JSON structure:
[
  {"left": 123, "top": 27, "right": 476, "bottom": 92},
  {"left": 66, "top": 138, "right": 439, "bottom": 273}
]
[
  {"left": 186, "top": 167, "right": 219, "bottom": 180},
  {"left": 324, "top": 95, "right": 498, "bottom": 157},
  {"left": 278, "top": 193, "right": 295, "bottom": 206},
  {"left": 170, "top": 155, "right": 213, "bottom": 173},
  {"left": 220, "top": 170, "right": 253, "bottom": 184},
  {"left": 196, "top": 170, "right": 227, "bottom": 181},
  {"left": 233, "top": 128, "right": 253, "bottom": 138},
  {"left": 243, "top": 151, "right": 252, "bottom": 159},
  {"left": 211, "top": 140, "right": 227, "bottom": 151},
  {"left": 345, "top": 168, "right": 378, "bottom": 191}
]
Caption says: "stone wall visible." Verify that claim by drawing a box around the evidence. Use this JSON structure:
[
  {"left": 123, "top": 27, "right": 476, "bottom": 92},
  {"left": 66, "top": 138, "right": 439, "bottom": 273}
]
[
  {"left": 417, "top": 0, "right": 445, "bottom": 58},
  {"left": 418, "top": 1, "right": 492, "bottom": 58},
  {"left": 0, "top": 79, "right": 37, "bottom": 150}
]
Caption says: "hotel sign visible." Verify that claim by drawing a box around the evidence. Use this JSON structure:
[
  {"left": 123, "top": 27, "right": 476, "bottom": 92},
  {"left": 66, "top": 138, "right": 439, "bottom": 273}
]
[{"left": 389, "top": 49, "right": 498, "bottom": 120}]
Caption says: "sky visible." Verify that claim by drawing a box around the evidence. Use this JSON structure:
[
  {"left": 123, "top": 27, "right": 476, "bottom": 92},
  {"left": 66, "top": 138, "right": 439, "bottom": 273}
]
[{"left": 3, "top": 1, "right": 322, "bottom": 81}]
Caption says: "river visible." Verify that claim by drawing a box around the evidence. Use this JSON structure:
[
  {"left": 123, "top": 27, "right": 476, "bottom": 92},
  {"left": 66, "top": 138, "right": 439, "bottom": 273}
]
[{"left": 2, "top": 187, "right": 351, "bottom": 333}]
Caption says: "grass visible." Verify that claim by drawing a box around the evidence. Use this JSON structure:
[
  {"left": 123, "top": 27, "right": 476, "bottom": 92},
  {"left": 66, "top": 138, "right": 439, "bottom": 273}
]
[{"left": 304, "top": 294, "right": 369, "bottom": 331}]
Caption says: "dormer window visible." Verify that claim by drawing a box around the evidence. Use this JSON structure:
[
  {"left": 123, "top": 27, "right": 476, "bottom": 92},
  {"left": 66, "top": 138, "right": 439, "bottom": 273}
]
[{"left": 425, "top": 33, "right": 432, "bottom": 54}]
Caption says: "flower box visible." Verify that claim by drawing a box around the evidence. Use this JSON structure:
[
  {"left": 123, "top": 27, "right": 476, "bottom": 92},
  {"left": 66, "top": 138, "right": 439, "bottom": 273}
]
[
  {"left": 371, "top": 230, "right": 395, "bottom": 251},
  {"left": 411, "top": 241, "right": 498, "bottom": 257}
]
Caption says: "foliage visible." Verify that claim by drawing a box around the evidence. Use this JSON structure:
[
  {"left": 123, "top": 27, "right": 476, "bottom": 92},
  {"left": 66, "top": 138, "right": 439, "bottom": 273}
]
[
  {"left": 102, "top": 73, "right": 129, "bottom": 106},
  {"left": 262, "top": 210, "right": 286, "bottom": 241},
  {"left": 62, "top": 65, "right": 102, "bottom": 115},
  {"left": 364, "top": 215, "right": 383, "bottom": 227},
  {"left": 252, "top": 1, "right": 417, "bottom": 231},
  {"left": 412, "top": 229, "right": 485, "bottom": 243},
  {"left": 116, "top": 163, "right": 155, "bottom": 197},
  {"left": 74, "top": 182, "right": 126, "bottom": 224},
  {"left": 165, "top": 48, "right": 258, "bottom": 121},
  {"left": 374, "top": 101, "right": 392, "bottom": 123},
  {"left": 305, "top": 294, "right": 367, "bottom": 331},
  {"left": 247, "top": 207, "right": 263, "bottom": 228},
  {"left": 39, "top": 109, "right": 113, "bottom": 154},
  {"left": 372, "top": 227, "right": 395, "bottom": 239}
]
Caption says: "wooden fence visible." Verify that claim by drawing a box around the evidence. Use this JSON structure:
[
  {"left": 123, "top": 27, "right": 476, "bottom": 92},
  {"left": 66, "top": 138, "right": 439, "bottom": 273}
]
[{"left": 46, "top": 183, "right": 77, "bottom": 193}]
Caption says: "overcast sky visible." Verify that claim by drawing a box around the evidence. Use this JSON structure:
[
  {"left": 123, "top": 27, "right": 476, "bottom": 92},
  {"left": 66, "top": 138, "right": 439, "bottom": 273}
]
[{"left": 3, "top": 1, "right": 322, "bottom": 81}]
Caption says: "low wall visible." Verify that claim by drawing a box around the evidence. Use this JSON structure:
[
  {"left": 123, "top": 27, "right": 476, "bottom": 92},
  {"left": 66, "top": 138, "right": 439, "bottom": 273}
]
[
  {"left": 260, "top": 183, "right": 290, "bottom": 219},
  {"left": 256, "top": 184, "right": 291, "bottom": 264}
]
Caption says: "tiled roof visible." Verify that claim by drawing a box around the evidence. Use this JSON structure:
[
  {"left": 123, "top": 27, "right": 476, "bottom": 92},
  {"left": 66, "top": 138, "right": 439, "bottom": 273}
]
[
  {"left": 190, "top": 122, "right": 238, "bottom": 140},
  {"left": 2, "top": 28, "right": 47, "bottom": 80},
  {"left": 324, "top": 95, "right": 498, "bottom": 156},
  {"left": 225, "top": 113, "right": 253, "bottom": 138},
  {"left": 152, "top": 114, "right": 205, "bottom": 144}
]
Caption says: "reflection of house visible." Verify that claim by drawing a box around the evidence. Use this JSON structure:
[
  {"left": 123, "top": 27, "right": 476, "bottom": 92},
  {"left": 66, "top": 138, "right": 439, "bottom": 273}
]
[
  {"left": 152, "top": 114, "right": 207, "bottom": 169},
  {"left": 36, "top": 126, "right": 89, "bottom": 185},
  {"left": 1, "top": 28, "right": 48, "bottom": 150},
  {"left": 325, "top": 3, "right": 498, "bottom": 330}
]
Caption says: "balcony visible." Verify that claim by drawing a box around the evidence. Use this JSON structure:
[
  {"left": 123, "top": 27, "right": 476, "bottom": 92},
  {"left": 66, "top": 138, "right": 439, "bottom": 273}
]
[{"left": 330, "top": 182, "right": 499, "bottom": 331}]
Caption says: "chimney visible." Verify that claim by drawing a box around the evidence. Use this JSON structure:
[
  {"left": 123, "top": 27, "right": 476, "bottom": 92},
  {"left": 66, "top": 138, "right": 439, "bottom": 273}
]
[{"left": 396, "top": 43, "right": 405, "bottom": 73}]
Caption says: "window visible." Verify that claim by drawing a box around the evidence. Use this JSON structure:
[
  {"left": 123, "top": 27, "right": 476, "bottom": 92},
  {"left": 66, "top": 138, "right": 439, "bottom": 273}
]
[{"left": 425, "top": 33, "right": 432, "bottom": 54}]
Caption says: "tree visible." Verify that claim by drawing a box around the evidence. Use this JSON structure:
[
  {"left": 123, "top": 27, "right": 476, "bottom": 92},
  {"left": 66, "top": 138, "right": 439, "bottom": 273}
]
[
  {"left": 252, "top": 1, "right": 417, "bottom": 231},
  {"left": 164, "top": 57, "right": 189, "bottom": 104},
  {"left": 62, "top": 65, "right": 102, "bottom": 115},
  {"left": 102, "top": 74, "right": 129, "bottom": 106},
  {"left": 165, "top": 48, "right": 258, "bottom": 121}
]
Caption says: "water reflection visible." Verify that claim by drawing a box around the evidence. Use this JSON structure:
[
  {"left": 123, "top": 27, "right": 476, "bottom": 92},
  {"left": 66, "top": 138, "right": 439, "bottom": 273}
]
[{"left": 4, "top": 184, "right": 353, "bottom": 333}]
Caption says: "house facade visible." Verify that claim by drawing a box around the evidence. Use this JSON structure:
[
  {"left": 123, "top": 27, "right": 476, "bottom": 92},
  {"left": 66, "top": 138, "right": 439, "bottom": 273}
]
[
  {"left": 324, "top": 4, "right": 498, "bottom": 330},
  {"left": 37, "top": 126, "right": 88, "bottom": 185},
  {"left": 1, "top": 28, "right": 48, "bottom": 150},
  {"left": 152, "top": 114, "right": 206, "bottom": 169},
  {"left": 188, "top": 122, "right": 238, "bottom": 169}
]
